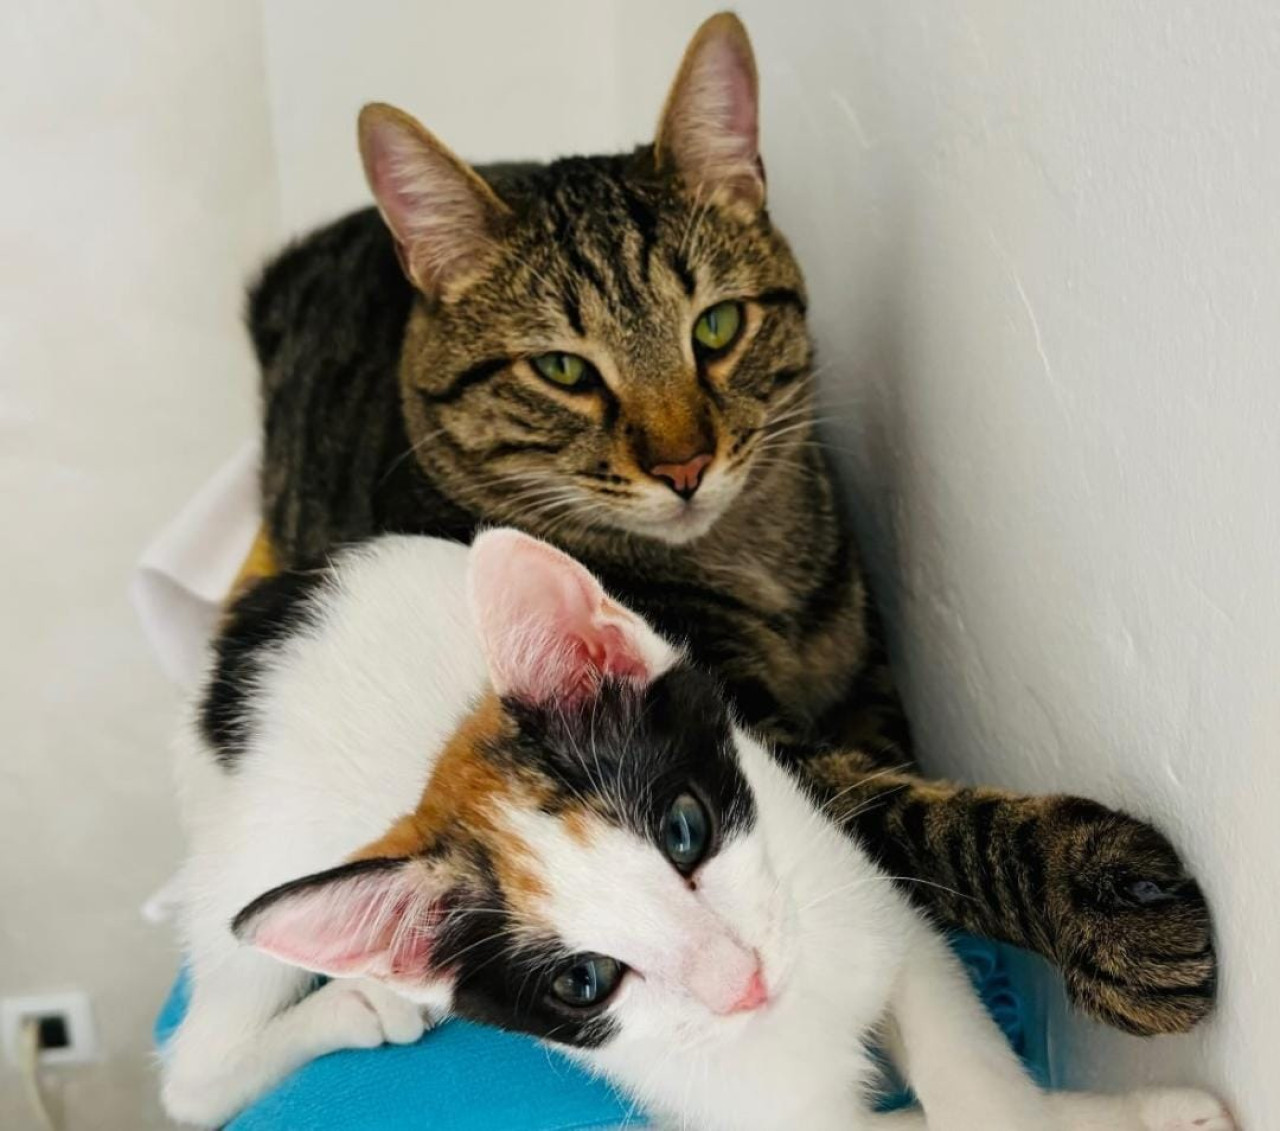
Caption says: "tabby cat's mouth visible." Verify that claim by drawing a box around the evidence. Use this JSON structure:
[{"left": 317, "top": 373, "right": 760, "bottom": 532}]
[{"left": 622, "top": 500, "right": 725, "bottom": 545}]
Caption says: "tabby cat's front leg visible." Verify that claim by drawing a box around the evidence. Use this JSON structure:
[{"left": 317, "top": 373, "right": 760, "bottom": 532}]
[{"left": 799, "top": 752, "right": 1216, "bottom": 1036}]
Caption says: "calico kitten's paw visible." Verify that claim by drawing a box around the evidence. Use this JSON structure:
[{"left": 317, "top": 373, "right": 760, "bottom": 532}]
[
  {"left": 310, "top": 979, "right": 430, "bottom": 1052},
  {"left": 1046, "top": 800, "right": 1216, "bottom": 1035},
  {"left": 1130, "top": 1087, "right": 1235, "bottom": 1131},
  {"left": 349, "top": 979, "right": 433, "bottom": 1045}
]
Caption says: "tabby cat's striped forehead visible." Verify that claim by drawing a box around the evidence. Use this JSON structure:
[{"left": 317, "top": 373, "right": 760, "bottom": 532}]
[{"left": 490, "top": 153, "right": 794, "bottom": 340}]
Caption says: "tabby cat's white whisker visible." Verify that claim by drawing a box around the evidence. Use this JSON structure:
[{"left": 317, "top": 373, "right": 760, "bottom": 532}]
[{"left": 378, "top": 425, "right": 453, "bottom": 484}]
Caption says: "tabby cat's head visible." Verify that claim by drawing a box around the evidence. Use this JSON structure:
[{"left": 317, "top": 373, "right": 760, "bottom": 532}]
[{"left": 359, "top": 13, "right": 812, "bottom": 545}]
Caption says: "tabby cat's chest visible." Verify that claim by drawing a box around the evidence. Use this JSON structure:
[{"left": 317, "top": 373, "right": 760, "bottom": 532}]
[{"left": 585, "top": 530, "right": 870, "bottom": 749}]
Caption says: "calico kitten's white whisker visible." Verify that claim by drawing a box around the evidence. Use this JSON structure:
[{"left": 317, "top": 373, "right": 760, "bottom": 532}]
[
  {"left": 779, "top": 772, "right": 915, "bottom": 878},
  {"left": 823, "top": 782, "right": 913, "bottom": 830},
  {"left": 818, "top": 763, "right": 915, "bottom": 815},
  {"left": 796, "top": 875, "right": 876, "bottom": 914},
  {"left": 881, "top": 876, "right": 979, "bottom": 904}
]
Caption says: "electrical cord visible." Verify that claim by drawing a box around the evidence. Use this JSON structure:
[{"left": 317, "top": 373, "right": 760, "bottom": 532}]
[{"left": 19, "top": 1016, "right": 60, "bottom": 1131}]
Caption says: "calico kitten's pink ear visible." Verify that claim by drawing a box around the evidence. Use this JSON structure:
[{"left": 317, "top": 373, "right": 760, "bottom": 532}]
[
  {"left": 233, "top": 858, "right": 447, "bottom": 984},
  {"left": 468, "top": 529, "right": 679, "bottom": 704},
  {"left": 654, "top": 12, "right": 764, "bottom": 213},
  {"left": 358, "top": 103, "right": 510, "bottom": 298}
]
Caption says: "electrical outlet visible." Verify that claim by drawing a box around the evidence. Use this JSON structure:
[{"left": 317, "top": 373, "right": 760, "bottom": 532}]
[{"left": 1, "top": 992, "right": 98, "bottom": 1067}]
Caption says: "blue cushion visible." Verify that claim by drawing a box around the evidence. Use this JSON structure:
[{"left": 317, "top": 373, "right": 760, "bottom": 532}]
[{"left": 156, "top": 935, "right": 1046, "bottom": 1128}]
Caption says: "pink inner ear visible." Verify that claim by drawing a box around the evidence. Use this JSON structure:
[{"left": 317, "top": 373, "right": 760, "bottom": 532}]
[
  {"left": 659, "top": 20, "right": 764, "bottom": 210},
  {"left": 695, "top": 37, "right": 758, "bottom": 161},
  {"left": 468, "top": 530, "right": 669, "bottom": 704},
  {"left": 246, "top": 866, "right": 440, "bottom": 982},
  {"left": 359, "top": 112, "right": 496, "bottom": 293}
]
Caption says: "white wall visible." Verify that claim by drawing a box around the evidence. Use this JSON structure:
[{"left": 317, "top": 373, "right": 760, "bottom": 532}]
[
  {"left": 0, "top": 3, "right": 277, "bottom": 1127},
  {"left": 613, "top": 2, "right": 1278, "bottom": 1125},
  {"left": 262, "top": 0, "right": 624, "bottom": 236}
]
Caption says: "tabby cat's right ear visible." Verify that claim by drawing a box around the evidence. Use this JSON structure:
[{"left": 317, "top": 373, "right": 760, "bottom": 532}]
[{"left": 358, "top": 103, "right": 510, "bottom": 298}]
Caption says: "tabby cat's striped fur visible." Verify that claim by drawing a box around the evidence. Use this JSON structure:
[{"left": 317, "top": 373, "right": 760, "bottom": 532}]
[{"left": 248, "top": 13, "right": 1213, "bottom": 1035}]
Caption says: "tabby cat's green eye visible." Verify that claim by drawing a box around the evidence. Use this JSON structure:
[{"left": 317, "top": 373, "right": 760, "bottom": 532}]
[
  {"left": 532, "top": 352, "right": 594, "bottom": 390},
  {"left": 692, "top": 301, "right": 744, "bottom": 355}
]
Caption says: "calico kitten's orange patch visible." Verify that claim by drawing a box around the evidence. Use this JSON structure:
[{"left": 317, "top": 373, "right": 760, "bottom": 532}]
[
  {"left": 561, "top": 806, "right": 600, "bottom": 847},
  {"left": 350, "top": 692, "right": 552, "bottom": 917}
]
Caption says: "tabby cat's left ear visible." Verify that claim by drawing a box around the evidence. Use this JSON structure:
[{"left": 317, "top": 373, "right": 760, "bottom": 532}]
[
  {"left": 654, "top": 12, "right": 765, "bottom": 214},
  {"left": 358, "top": 103, "right": 510, "bottom": 298}
]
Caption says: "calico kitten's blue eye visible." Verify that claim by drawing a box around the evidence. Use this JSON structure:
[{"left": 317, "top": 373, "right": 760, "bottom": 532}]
[
  {"left": 663, "top": 792, "right": 710, "bottom": 872},
  {"left": 550, "top": 954, "right": 623, "bottom": 1008},
  {"left": 531, "top": 352, "right": 597, "bottom": 390}
]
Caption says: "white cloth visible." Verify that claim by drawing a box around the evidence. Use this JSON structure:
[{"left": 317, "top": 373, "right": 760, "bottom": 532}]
[{"left": 131, "top": 443, "right": 261, "bottom": 689}]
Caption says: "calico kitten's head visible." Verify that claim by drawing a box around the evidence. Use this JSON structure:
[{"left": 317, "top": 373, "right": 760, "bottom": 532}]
[
  {"left": 234, "top": 529, "right": 815, "bottom": 1053},
  {"left": 359, "top": 13, "right": 812, "bottom": 545}
]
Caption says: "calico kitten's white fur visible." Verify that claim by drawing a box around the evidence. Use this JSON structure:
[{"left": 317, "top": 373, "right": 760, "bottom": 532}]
[{"left": 161, "top": 531, "right": 1231, "bottom": 1131}]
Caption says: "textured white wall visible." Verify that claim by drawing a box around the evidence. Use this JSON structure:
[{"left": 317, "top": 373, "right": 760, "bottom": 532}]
[
  {"left": 0, "top": 3, "right": 277, "bottom": 1127},
  {"left": 615, "top": 2, "right": 1279, "bottom": 1125},
  {"left": 262, "top": 0, "right": 622, "bottom": 236}
]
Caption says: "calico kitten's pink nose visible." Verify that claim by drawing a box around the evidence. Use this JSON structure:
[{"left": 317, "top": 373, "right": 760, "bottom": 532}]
[
  {"left": 727, "top": 967, "right": 769, "bottom": 1014},
  {"left": 649, "top": 453, "right": 713, "bottom": 500}
]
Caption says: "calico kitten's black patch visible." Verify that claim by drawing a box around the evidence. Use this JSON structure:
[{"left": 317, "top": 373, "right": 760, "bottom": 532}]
[
  {"left": 437, "top": 891, "right": 621, "bottom": 1049},
  {"left": 506, "top": 667, "right": 755, "bottom": 846},
  {"left": 200, "top": 569, "right": 331, "bottom": 769}
]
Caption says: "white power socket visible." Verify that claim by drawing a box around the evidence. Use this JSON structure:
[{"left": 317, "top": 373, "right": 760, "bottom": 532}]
[{"left": 1, "top": 992, "right": 98, "bottom": 1068}]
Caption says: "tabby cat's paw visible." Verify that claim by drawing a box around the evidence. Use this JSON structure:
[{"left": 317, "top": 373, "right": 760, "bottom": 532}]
[
  {"left": 1130, "top": 1087, "right": 1235, "bottom": 1131},
  {"left": 1047, "top": 800, "right": 1216, "bottom": 1036}
]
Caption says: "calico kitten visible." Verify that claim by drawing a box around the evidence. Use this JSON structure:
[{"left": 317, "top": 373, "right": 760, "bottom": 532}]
[
  {"left": 247, "top": 13, "right": 1214, "bottom": 1035},
  {"left": 162, "top": 531, "right": 1231, "bottom": 1131}
]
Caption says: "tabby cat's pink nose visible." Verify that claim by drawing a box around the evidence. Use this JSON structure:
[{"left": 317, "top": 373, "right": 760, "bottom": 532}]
[{"left": 649, "top": 453, "right": 713, "bottom": 500}]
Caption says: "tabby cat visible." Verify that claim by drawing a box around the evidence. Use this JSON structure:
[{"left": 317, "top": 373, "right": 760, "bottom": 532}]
[{"left": 244, "top": 13, "right": 1214, "bottom": 1035}]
